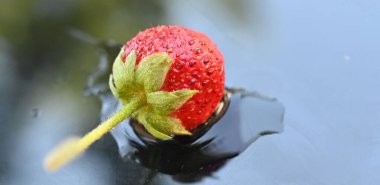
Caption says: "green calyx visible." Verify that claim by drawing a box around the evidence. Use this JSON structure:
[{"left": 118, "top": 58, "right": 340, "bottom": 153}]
[{"left": 109, "top": 48, "right": 198, "bottom": 139}]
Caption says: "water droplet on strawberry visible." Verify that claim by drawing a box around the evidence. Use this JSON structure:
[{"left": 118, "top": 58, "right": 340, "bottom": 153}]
[
  {"left": 176, "top": 61, "right": 185, "bottom": 69},
  {"left": 202, "top": 80, "right": 209, "bottom": 86},
  {"left": 191, "top": 71, "right": 200, "bottom": 78},
  {"left": 173, "top": 68, "right": 180, "bottom": 73},
  {"left": 176, "top": 51, "right": 182, "bottom": 57},
  {"left": 195, "top": 48, "right": 202, "bottom": 55},
  {"left": 207, "top": 68, "right": 215, "bottom": 75},
  {"left": 189, "top": 78, "right": 197, "bottom": 85}
]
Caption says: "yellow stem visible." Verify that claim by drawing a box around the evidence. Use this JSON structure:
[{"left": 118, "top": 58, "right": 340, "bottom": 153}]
[{"left": 44, "top": 100, "right": 141, "bottom": 172}]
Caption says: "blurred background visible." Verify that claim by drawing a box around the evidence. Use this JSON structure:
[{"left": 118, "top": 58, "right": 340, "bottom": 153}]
[{"left": 1, "top": 0, "right": 380, "bottom": 184}]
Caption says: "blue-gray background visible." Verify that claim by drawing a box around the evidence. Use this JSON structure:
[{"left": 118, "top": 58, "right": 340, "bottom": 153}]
[{"left": 0, "top": 0, "right": 379, "bottom": 184}]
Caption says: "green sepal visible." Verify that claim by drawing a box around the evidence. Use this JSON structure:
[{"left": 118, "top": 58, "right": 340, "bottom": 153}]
[
  {"left": 147, "top": 89, "right": 198, "bottom": 114},
  {"left": 135, "top": 53, "right": 173, "bottom": 93},
  {"left": 109, "top": 50, "right": 136, "bottom": 100},
  {"left": 135, "top": 108, "right": 191, "bottom": 139},
  {"left": 109, "top": 48, "right": 197, "bottom": 140}
]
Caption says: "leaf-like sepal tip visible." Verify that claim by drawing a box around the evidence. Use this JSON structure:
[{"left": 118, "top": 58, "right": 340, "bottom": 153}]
[
  {"left": 135, "top": 52, "right": 173, "bottom": 93},
  {"left": 134, "top": 89, "right": 197, "bottom": 139},
  {"left": 109, "top": 49, "right": 136, "bottom": 100},
  {"left": 147, "top": 89, "right": 198, "bottom": 114},
  {"left": 136, "top": 110, "right": 192, "bottom": 139}
]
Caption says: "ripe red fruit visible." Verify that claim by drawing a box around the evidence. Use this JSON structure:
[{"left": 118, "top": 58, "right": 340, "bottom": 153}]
[
  {"left": 123, "top": 25, "right": 225, "bottom": 130},
  {"left": 44, "top": 26, "right": 225, "bottom": 171}
]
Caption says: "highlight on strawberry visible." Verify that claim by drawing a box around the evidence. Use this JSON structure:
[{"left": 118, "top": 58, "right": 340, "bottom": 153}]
[{"left": 44, "top": 25, "right": 225, "bottom": 172}]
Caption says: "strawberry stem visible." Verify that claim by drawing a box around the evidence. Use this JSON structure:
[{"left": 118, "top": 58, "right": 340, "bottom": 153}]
[
  {"left": 44, "top": 99, "right": 142, "bottom": 172},
  {"left": 44, "top": 49, "right": 198, "bottom": 172}
]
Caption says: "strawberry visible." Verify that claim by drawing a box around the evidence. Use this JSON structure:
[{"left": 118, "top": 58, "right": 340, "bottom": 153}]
[
  {"left": 44, "top": 25, "right": 225, "bottom": 171},
  {"left": 122, "top": 25, "right": 225, "bottom": 130}
]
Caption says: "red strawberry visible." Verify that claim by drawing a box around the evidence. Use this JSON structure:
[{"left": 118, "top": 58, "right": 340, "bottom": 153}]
[
  {"left": 123, "top": 25, "right": 225, "bottom": 130},
  {"left": 44, "top": 25, "right": 225, "bottom": 171}
]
